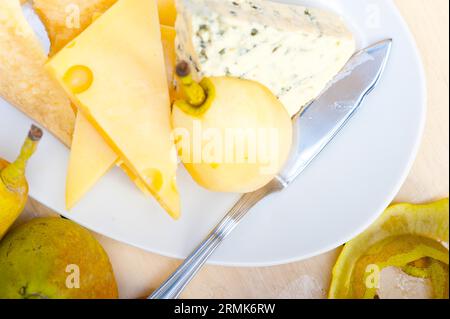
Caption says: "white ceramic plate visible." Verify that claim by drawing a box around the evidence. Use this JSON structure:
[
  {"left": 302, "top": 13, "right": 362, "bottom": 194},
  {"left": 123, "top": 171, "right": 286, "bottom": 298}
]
[{"left": 0, "top": 0, "right": 425, "bottom": 266}]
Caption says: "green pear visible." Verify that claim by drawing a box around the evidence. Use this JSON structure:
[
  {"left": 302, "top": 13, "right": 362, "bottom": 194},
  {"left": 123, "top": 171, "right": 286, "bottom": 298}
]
[{"left": 0, "top": 217, "right": 118, "bottom": 299}]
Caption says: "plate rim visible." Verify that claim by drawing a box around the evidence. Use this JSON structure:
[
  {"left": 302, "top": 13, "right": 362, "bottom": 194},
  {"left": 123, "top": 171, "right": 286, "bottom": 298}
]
[
  {"left": 2, "top": 0, "right": 427, "bottom": 267},
  {"left": 61, "top": 0, "right": 428, "bottom": 267}
]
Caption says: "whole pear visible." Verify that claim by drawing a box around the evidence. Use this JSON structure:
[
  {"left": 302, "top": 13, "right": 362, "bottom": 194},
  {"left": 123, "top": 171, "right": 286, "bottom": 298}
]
[
  {"left": 172, "top": 62, "right": 292, "bottom": 193},
  {"left": 0, "top": 217, "right": 118, "bottom": 299}
]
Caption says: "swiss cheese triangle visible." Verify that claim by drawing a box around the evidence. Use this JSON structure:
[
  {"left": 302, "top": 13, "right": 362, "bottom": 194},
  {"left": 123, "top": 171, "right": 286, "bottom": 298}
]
[
  {"left": 47, "top": 0, "right": 180, "bottom": 218},
  {"left": 64, "top": 25, "right": 177, "bottom": 211}
]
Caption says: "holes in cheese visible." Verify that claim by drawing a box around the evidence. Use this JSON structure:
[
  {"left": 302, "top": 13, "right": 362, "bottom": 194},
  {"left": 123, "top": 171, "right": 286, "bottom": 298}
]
[
  {"left": 47, "top": 0, "right": 180, "bottom": 218},
  {"left": 160, "top": 25, "right": 177, "bottom": 101},
  {"left": 143, "top": 168, "right": 164, "bottom": 193},
  {"left": 210, "top": 163, "right": 220, "bottom": 169},
  {"left": 60, "top": 24, "right": 177, "bottom": 211},
  {"left": 63, "top": 65, "right": 93, "bottom": 94}
]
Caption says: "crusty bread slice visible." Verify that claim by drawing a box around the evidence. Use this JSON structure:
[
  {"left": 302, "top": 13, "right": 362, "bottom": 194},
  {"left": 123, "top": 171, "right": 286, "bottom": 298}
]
[{"left": 0, "top": 0, "right": 75, "bottom": 146}]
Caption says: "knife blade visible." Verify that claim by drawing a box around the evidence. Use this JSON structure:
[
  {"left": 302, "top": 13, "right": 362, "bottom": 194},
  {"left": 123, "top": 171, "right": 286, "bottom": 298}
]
[
  {"left": 279, "top": 39, "right": 393, "bottom": 185},
  {"left": 149, "top": 39, "right": 393, "bottom": 299}
]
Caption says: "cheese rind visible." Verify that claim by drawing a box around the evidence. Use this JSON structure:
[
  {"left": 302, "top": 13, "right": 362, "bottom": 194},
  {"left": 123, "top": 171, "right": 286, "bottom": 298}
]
[
  {"left": 175, "top": 0, "right": 356, "bottom": 116},
  {"left": 47, "top": 0, "right": 180, "bottom": 218}
]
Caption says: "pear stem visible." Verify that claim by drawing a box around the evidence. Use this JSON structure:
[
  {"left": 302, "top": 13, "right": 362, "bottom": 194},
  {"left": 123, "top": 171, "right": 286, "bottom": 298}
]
[
  {"left": 0, "top": 125, "right": 43, "bottom": 191},
  {"left": 176, "top": 61, "right": 206, "bottom": 107}
]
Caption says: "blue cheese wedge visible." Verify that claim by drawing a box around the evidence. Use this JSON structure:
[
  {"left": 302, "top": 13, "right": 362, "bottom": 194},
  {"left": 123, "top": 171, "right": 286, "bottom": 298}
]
[{"left": 175, "top": 0, "right": 356, "bottom": 116}]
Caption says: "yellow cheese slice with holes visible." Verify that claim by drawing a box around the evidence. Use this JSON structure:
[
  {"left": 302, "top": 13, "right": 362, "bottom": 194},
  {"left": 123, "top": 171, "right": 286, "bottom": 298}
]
[
  {"left": 47, "top": 0, "right": 180, "bottom": 218},
  {"left": 34, "top": 0, "right": 177, "bottom": 209},
  {"left": 64, "top": 25, "right": 176, "bottom": 210}
]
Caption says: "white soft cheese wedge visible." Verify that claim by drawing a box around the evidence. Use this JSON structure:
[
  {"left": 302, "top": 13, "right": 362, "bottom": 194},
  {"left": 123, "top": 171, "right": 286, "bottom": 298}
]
[{"left": 175, "top": 0, "right": 356, "bottom": 116}]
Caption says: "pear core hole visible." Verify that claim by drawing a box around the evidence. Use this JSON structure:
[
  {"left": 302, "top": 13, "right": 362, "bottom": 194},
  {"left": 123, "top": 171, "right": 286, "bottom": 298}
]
[{"left": 63, "top": 65, "right": 93, "bottom": 94}]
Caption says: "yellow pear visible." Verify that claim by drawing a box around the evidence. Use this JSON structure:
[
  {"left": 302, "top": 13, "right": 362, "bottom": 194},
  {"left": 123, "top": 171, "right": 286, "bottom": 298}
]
[
  {"left": 0, "top": 125, "right": 42, "bottom": 239},
  {"left": 0, "top": 217, "right": 118, "bottom": 299},
  {"left": 172, "top": 62, "right": 292, "bottom": 193}
]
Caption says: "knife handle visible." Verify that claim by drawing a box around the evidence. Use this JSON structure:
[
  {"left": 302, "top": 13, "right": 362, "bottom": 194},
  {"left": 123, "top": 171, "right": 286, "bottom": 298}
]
[{"left": 148, "top": 179, "right": 284, "bottom": 299}]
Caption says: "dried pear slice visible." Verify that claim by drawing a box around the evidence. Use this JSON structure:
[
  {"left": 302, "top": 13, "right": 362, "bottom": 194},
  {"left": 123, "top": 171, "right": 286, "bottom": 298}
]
[{"left": 329, "top": 199, "right": 449, "bottom": 299}]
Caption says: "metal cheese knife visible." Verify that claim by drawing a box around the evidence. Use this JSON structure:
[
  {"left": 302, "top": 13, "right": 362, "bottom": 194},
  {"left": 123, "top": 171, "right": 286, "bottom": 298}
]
[{"left": 149, "top": 39, "right": 393, "bottom": 299}]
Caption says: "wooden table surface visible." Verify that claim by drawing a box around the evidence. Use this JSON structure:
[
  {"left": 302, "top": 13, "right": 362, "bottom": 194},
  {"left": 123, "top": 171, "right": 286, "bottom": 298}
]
[{"left": 22, "top": 0, "right": 449, "bottom": 299}]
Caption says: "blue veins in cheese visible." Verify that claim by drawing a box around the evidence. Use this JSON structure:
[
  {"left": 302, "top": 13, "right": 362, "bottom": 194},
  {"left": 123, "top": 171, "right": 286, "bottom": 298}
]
[{"left": 175, "top": 0, "right": 356, "bottom": 116}]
